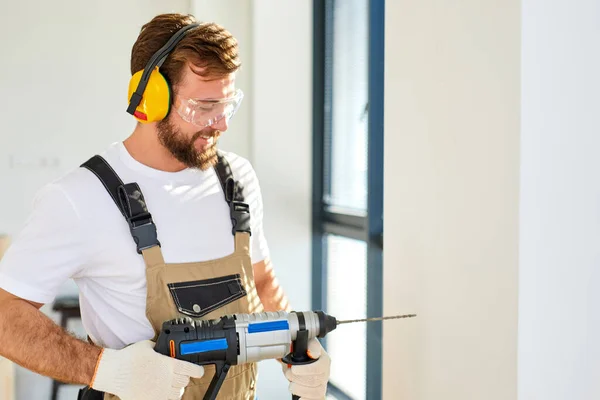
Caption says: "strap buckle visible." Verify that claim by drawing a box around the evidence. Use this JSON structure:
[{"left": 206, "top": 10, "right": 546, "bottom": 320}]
[
  {"left": 127, "top": 212, "right": 161, "bottom": 254},
  {"left": 230, "top": 201, "right": 251, "bottom": 236}
]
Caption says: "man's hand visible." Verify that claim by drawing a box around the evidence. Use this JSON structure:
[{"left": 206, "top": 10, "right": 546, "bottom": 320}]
[
  {"left": 92, "top": 340, "right": 204, "bottom": 400},
  {"left": 283, "top": 338, "right": 331, "bottom": 400}
]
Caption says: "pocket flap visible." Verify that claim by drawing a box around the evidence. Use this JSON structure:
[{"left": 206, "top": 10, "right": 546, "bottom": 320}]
[{"left": 168, "top": 274, "right": 247, "bottom": 318}]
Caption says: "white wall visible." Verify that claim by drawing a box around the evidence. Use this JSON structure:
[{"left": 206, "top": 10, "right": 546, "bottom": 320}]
[
  {"left": 382, "top": 1, "right": 521, "bottom": 399},
  {"left": 0, "top": 1, "right": 191, "bottom": 398},
  {"left": 250, "top": 0, "right": 313, "bottom": 310},
  {"left": 519, "top": 1, "right": 600, "bottom": 399}
]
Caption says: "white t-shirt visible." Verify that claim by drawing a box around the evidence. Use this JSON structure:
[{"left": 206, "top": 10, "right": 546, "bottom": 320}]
[{"left": 0, "top": 142, "right": 270, "bottom": 349}]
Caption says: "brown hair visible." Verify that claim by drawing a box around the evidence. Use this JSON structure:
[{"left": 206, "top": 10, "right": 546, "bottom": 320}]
[{"left": 130, "top": 13, "right": 240, "bottom": 89}]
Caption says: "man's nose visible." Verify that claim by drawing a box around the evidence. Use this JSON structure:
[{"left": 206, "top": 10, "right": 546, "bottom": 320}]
[{"left": 210, "top": 117, "right": 228, "bottom": 131}]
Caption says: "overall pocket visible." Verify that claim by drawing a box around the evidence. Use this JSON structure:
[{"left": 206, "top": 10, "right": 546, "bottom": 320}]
[{"left": 167, "top": 274, "right": 247, "bottom": 318}]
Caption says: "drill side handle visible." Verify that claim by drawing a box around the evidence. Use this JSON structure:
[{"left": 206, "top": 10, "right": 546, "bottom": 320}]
[
  {"left": 203, "top": 361, "right": 231, "bottom": 400},
  {"left": 282, "top": 329, "right": 318, "bottom": 400},
  {"left": 282, "top": 330, "right": 317, "bottom": 365}
]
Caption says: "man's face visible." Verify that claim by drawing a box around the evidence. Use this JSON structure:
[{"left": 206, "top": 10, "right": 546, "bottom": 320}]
[{"left": 157, "top": 64, "right": 236, "bottom": 171}]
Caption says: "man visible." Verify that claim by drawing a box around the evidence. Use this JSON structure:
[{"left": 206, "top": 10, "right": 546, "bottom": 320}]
[{"left": 0, "top": 13, "right": 330, "bottom": 400}]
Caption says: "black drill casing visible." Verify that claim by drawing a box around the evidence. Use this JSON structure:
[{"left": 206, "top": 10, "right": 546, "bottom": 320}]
[{"left": 155, "top": 316, "right": 238, "bottom": 366}]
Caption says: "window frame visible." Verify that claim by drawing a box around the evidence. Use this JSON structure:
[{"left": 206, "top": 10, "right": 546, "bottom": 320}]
[{"left": 311, "top": 0, "right": 385, "bottom": 399}]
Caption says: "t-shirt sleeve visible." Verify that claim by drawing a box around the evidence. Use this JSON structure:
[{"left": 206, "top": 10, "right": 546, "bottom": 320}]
[
  {"left": 241, "top": 162, "right": 271, "bottom": 264},
  {"left": 0, "top": 183, "right": 86, "bottom": 304}
]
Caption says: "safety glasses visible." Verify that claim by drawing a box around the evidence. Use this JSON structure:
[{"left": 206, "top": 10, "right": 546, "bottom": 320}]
[{"left": 174, "top": 89, "right": 244, "bottom": 128}]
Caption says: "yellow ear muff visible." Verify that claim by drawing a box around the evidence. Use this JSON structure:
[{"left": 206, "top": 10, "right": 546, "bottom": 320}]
[{"left": 127, "top": 66, "right": 171, "bottom": 123}]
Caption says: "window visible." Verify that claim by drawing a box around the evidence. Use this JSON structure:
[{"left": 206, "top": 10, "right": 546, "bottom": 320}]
[{"left": 312, "top": 0, "right": 385, "bottom": 399}]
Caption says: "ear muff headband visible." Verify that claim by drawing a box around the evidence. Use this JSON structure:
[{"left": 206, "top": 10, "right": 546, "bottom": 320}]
[{"left": 126, "top": 23, "right": 201, "bottom": 117}]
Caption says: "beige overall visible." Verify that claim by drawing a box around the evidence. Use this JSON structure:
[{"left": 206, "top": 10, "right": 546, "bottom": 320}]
[{"left": 81, "top": 154, "right": 263, "bottom": 400}]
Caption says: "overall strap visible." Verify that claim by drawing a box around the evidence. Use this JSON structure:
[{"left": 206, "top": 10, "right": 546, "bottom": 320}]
[
  {"left": 214, "top": 152, "right": 252, "bottom": 237},
  {"left": 81, "top": 155, "right": 161, "bottom": 255}
]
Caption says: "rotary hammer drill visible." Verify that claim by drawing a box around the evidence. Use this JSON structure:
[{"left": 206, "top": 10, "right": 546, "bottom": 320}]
[{"left": 154, "top": 310, "right": 416, "bottom": 400}]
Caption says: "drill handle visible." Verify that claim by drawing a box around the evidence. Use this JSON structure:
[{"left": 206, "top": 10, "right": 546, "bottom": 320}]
[{"left": 203, "top": 361, "right": 231, "bottom": 400}]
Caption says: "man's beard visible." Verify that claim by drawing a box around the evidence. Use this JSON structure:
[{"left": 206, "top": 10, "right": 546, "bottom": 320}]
[{"left": 157, "top": 118, "right": 221, "bottom": 171}]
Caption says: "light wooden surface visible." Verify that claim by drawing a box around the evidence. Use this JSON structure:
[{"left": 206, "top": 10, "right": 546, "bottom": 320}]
[{"left": 0, "top": 234, "right": 15, "bottom": 400}]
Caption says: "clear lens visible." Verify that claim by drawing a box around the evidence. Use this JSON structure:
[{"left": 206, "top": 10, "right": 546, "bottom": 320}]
[{"left": 175, "top": 89, "right": 244, "bottom": 128}]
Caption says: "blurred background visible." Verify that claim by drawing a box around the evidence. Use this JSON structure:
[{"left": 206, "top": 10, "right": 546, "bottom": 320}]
[{"left": 1, "top": 0, "right": 599, "bottom": 399}]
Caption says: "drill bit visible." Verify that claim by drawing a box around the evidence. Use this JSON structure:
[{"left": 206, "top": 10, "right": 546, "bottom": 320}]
[{"left": 337, "top": 314, "right": 417, "bottom": 325}]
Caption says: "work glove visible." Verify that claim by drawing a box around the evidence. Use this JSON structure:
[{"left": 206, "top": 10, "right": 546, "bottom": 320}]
[
  {"left": 282, "top": 338, "right": 331, "bottom": 400},
  {"left": 91, "top": 339, "right": 204, "bottom": 400}
]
